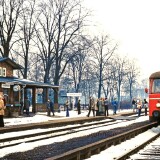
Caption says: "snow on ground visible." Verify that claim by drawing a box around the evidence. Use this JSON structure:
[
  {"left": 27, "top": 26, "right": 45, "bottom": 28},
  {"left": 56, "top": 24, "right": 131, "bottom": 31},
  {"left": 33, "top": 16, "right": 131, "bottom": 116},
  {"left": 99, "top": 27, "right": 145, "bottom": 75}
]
[
  {"left": 0, "top": 109, "right": 155, "bottom": 159},
  {"left": 4, "top": 109, "right": 133, "bottom": 126},
  {"left": 86, "top": 124, "right": 160, "bottom": 160}
]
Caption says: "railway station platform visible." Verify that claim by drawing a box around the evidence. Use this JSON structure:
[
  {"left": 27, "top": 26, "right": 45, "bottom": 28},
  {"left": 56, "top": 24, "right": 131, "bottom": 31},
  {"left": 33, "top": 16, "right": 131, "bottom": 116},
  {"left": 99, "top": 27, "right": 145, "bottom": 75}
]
[{"left": 0, "top": 109, "right": 146, "bottom": 133}]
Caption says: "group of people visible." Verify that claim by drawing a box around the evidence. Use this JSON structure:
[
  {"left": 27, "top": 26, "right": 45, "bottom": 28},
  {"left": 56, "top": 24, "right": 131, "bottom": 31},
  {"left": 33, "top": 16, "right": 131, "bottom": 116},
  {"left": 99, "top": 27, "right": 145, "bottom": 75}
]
[
  {"left": 132, "top": 98, "right": 148, "bottom": 116},
  {"left": 64, "top": 99, "right": 81, "bottom": 117},
  {"left": 87, "top": 97, "right": 118, "bottom": 117},
  {"left": 63, "top": 97, "right": 112, "bottom": 117}
]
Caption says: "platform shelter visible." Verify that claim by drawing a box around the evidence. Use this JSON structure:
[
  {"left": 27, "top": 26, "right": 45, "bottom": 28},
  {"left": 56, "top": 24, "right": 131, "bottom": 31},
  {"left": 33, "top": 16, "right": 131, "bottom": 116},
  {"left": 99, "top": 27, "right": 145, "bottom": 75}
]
[{"left": 0, "top": 57, "right": 59, "bottom": 117}]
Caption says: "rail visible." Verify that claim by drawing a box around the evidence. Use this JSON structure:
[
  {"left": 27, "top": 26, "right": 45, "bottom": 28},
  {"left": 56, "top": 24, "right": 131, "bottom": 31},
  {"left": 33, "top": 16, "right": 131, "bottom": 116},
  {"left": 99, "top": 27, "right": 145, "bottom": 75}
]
[{"left": 45, "top": 122, "right": 158, "bottom": 160}]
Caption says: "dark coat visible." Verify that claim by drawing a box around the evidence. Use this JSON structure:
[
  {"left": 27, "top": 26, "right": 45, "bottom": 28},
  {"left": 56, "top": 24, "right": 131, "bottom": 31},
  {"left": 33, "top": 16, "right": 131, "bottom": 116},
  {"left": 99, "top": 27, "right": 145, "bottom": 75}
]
[{"left": 24, "top": 98, "right": 30, "bottom": 109}]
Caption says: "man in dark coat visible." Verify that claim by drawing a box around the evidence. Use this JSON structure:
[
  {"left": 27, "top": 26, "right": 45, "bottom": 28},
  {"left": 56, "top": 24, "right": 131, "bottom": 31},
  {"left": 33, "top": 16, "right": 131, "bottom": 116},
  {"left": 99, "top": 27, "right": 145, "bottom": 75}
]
[
  {"left": 104, "top": 97, "right": 109, "bottom": 116},
  {"left": 50, "top": 100, "right": 55, "bottom": 116},
  {"left": 111, "top": 98, "right": 117, "bottom": 115},
  {"left": 143, "top": 99, "right": 148, "bottom": 116},
  {"left": 87, "top": 97, "right": 95, "bottom": 117},
  {"left": 65, "top": 100, "right": 69, "bottom": 117},
  {"left": 77, "top": 99, "right": 81, "bottom": 115}
]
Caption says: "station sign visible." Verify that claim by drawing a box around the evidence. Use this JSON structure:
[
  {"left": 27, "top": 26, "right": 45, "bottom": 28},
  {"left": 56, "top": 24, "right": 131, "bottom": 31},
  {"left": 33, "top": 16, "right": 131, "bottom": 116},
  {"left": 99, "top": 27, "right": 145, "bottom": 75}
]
[
  {"left": 1, "top": 83, "right": 10, "bottom": 88},
  {"left": 67, "top": 93, "right": 82, "bottom": 97},
  {"left": 7, "top": 82, "right": 15, "bottom": 85}
]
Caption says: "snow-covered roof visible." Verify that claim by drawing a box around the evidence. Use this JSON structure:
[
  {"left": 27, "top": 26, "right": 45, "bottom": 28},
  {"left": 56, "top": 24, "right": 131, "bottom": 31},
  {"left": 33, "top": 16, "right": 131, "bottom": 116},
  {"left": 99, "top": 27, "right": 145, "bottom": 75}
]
[{"left": 0, "top": 76, "right": 59, "bottom": 88}]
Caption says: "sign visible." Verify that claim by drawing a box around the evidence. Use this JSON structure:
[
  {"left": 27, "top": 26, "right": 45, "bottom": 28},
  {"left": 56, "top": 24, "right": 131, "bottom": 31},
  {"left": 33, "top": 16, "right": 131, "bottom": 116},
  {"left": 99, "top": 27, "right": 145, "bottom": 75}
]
[
  {"left": 67, "top": 93, "right": 82, "bottom": 97},
  {"left": 1, "top": 84, "right": 10, "bottom": 88},
  {"left": 6, "top": 82, "right": 15, "bottom": 85}
]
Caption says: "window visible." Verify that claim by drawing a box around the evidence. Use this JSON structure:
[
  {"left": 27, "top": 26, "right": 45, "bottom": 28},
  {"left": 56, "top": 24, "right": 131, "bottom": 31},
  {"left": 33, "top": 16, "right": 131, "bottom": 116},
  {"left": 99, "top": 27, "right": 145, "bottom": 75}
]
[
  {"left": 152, "top": 79, "right": 160, "bottom": 93},
  {"left": 0, "top": 68, "right": 6, "bottom": 77},
  {"left": 2, "top": 68, "right": 6, "bottom": 77}
]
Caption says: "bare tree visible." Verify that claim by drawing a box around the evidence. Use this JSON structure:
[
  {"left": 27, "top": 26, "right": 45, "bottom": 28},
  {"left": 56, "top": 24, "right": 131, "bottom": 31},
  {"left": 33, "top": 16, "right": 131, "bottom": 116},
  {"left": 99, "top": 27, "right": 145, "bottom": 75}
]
[
  {"left": 111, "top": 55, "right": 128, "bottom": 109},
  {"left": 92, "top": 34, "right": 117, "bottom": 98},
  {"left": 125, "top": 58, "right": 140, "bottom": 102},
  {"left": 35, "top": 0, "right": 90, "bottom": 106},
  {"left": 101, "top": 62, "right": 114, "bottom": 99},
  {"left": 14, "top": 0, "right": 38, "bottom": 79},
  {"left": 0, "top": 0, "right": 24, "bottom": 57}
]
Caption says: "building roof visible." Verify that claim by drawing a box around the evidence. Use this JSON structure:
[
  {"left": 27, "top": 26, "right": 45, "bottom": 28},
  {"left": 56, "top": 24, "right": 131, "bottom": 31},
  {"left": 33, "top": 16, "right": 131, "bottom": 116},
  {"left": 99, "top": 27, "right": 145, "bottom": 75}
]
[
  {"left": 0, "top": 77, "right": 59, "bottom": 88},
  {"left": 0, "top": 58, "right": 58, "bottom": 88},
  {"left": 0, "top": 57, "right": 23, "bottom": 69}
]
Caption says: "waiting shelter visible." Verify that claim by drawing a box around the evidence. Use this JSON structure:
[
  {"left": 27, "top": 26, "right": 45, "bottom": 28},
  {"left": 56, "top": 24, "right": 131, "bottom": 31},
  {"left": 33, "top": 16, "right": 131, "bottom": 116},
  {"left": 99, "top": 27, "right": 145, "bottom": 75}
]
[{"left": 0, "top": 57, "right": 59, "bottom": 117}]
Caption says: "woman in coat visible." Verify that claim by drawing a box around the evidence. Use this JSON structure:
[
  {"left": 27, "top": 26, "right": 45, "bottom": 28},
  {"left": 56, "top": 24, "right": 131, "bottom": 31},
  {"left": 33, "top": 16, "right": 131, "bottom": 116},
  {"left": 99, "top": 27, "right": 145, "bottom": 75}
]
[
  {"left": 137, "top": 99, "right": 142, "bottom": 117},
  {"left": 0, "top": 95, "right": 6, "bottom": 127}
]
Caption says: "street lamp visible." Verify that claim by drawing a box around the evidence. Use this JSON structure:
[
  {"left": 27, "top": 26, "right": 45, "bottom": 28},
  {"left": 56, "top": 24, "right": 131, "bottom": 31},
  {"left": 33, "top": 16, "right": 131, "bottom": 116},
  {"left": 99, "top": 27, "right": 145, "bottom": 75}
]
[{"left": 0, "top": 15, "right": 2, "bottom": 46}]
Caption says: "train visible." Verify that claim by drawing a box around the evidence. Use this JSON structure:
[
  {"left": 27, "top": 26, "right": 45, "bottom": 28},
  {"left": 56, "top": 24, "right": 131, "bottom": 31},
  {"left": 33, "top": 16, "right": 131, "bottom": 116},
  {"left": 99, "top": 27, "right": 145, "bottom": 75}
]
[{"left": 147, "top": 71, "right": 160, "bottom": 122}]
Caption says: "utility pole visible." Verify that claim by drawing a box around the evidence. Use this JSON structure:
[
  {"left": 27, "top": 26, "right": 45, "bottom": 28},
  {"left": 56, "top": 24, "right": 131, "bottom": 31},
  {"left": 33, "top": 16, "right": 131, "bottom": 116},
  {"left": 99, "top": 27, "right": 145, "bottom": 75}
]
[{"left": 0, "top": 4, "right": 4, "bottom": 56}]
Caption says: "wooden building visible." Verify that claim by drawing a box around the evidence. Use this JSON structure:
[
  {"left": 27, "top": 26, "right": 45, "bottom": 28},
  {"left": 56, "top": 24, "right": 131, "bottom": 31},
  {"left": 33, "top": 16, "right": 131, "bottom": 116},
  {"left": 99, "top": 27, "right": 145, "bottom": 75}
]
[{"left": 0, "top": 57, "right": 59, "bottom": 117}]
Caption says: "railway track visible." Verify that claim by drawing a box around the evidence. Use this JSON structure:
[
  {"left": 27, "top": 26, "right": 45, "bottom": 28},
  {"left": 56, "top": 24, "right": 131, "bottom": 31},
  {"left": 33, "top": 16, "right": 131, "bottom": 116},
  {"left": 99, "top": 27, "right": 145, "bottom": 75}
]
[
  {"left": 0, "top": 113, "right": 139, "bottom": 148},
  {"left": 125, "top": 131, "right": 160, "bottom": 160},
  {"left": 45, "top": 122, "right": 158, "bottom": 160},
  {"left": 0, "top": 114, "right": 155, "bottom": 160},
  {"left": 0, "top": 113, "right": 139, "bottom": 149},
  {"left": 0, "top": 118, "right": 118, "bottom": 149}
]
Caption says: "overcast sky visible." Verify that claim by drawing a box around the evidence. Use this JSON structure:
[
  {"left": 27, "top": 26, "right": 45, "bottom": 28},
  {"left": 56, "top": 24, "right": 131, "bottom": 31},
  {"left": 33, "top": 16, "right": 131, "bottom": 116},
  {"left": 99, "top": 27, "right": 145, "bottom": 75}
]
[{"left": 84, "top": 0, "right": 160, "bottom": 79}]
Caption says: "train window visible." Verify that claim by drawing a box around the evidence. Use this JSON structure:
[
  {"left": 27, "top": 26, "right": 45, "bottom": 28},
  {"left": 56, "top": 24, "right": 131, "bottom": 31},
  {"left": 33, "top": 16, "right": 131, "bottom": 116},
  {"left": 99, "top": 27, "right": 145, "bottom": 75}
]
[{"left": 152, "top": 79, "right": 160, "bottom": 93}]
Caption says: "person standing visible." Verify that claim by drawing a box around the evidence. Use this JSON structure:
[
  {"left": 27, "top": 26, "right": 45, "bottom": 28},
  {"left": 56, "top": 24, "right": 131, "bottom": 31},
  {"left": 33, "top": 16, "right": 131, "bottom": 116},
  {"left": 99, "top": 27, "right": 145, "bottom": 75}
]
[
  {"left": 132, "top": 98, "right": 136, "bottom": 112},
  {"left": 87, "top": 97, "right": 92, "bottom": 117},
  {"left": 50, "top": 100, "right": 55, "bottom": 116},
  {"left": 24, "top": 97, "right": 30, "bottom": 116},
  {"left": 87, "top": 97, "right": 95, "bottom": 117},
  {"left": 98, "top": 98, "right": 103, "bottom": 116},
  {"left": 46, "top": 99, "right": 51, "bottom": 116},
  {"left": 111, "top": 98, "right": 117, "bottom": 115},
  {"left": 65, "top": 100, "right": 69, "bottom": 117},
  {"left": 137, "top": 99, "right": 142, "bottom": 117},
  {"left": 104, "top": 97, "right": 109, "bottom": 116},
  {"left": 0, "top": 95, "right": 5, "bottom": 127},
  {"left": 96, "top": 98, "right": 99, "bottom": 116},
  {"left": 2, "top": 95, "right": 6, "bottom": 107},
  {"left": 77, "top": 99, "right": 81, "bottom": 115},
  {"left": 70, "top": 100, "right": 73, "bottom": 110},
  {"left": 143, "top": 99, "right": 148, "bottom": 116}
]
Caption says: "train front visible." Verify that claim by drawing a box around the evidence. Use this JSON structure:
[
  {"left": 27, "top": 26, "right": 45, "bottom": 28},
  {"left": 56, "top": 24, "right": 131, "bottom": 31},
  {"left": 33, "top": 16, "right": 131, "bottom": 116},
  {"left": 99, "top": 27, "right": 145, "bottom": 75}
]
[{"left": 149, "top": 72, "right": 160, "bottom": 122}]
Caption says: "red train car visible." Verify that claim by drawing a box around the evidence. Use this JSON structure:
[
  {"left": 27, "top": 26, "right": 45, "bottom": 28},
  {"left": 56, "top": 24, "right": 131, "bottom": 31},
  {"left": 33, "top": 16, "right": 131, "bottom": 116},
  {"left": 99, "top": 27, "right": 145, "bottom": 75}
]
[{"left": 148, "top": 71, "right": 160, "bottom": 122}]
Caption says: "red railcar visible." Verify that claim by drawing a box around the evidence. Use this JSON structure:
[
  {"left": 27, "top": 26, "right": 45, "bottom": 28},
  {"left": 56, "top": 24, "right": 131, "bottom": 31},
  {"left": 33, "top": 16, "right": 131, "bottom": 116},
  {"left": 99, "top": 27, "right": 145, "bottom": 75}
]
[{"left": 149, "top": 71, "right": 160, "bottom": 122}]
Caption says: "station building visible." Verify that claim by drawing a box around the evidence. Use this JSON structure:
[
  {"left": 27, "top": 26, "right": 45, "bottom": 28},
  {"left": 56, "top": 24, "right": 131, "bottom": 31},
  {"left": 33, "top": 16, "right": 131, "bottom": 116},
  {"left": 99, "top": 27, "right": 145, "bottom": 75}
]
[{"left": 0, "top": 57, "right": 59, "bottom": 117}]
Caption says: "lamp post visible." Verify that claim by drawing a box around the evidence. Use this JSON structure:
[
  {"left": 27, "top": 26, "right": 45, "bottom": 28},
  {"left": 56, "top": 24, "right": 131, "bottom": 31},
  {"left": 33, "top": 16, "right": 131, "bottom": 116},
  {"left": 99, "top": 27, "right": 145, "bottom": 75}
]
[
  {"left": 0, "top": 0, "right": 3, "bottom": 42},
  {"left": 21, "top": 85, "right": 26, "bottom": 115},
  {"left": 0, "top": 15, "right": 2, "bottom": 46}
]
